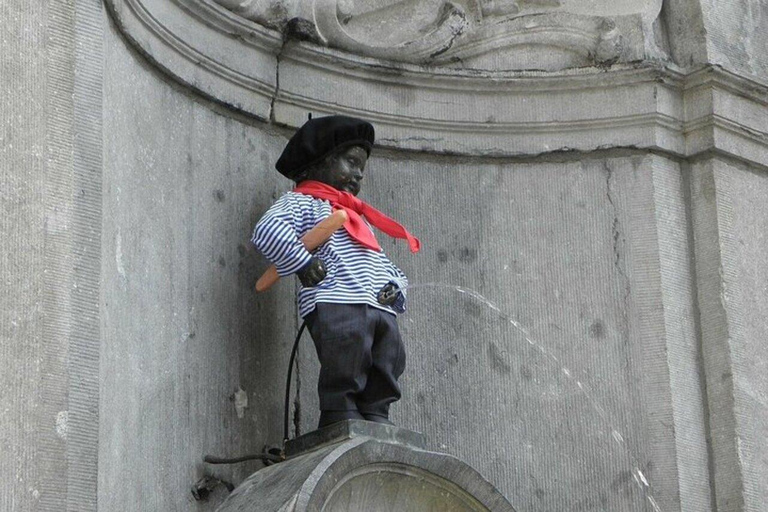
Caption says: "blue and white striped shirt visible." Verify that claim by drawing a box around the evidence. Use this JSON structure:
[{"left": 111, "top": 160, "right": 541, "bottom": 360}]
[{"left": 252, "top": 192, "right": 408, "bottom": 318}]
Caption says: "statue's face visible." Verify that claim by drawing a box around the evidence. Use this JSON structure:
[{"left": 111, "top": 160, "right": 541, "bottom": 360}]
[{"left": 307, "top": 145, "right": 368, "bottom": 196}]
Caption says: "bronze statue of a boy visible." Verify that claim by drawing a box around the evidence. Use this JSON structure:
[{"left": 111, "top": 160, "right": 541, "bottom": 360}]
[{"left": 252, "top": 115, "right": 420, "bottom": 428}]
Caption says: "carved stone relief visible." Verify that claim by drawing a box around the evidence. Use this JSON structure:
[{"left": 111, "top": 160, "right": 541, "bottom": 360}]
[
  {"left": 211, "top": 0, "right": 301, "bottom": 30},
  {"left": 211, "top": 0, "right": 664, "bottom": 70}
]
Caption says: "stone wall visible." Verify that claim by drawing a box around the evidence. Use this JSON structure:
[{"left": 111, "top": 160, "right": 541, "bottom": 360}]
[
  {"left": 99, "top": 19, "right": 297, "bottom": 509},
  {"left": 1, "top": 0, "right": 102, "bottom": 509},
  {"left": 690, "top": 157, "right": 768, "bottom": 511},
  {"left": 701, "top": 0, "right": 768, "bottom": 79}
]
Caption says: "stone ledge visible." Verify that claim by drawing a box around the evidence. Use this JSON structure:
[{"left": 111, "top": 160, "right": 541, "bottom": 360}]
[{"left": 285, "top": 420, "right": 427, "bottom": 458}]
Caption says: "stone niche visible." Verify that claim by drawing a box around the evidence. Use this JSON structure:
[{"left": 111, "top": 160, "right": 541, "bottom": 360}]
[{"left": 103, "top": 2, "right": 768, "bottom": 511}]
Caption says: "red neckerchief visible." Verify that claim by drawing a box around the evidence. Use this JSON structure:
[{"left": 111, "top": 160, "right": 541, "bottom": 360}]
[{"left": 294, "top": 180, "right": 421, "bottom": 253}]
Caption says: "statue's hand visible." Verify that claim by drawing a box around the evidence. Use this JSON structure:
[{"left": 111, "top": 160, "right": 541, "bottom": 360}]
[
  {"left": 297, "top": 257, "right": 326, "bottom": 287},
  {"left": 377, "top": 282, "right": 400, "bottom": 306}
]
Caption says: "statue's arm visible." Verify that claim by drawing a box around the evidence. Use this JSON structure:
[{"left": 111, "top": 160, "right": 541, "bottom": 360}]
[{"left": 251, "top": 196, "right": 314, "bottom": 278}]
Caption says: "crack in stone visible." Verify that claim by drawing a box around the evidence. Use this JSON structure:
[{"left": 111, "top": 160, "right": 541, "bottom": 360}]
[
  {"left": 604, "top": 163, "right": 622, "bottom": 269},
  {"left": 378, "top": 136, "right": 446, "bottom": 144},
  {"left": 269, "top": 37, "right": 289, "bottom": 124},
  {"left": 428, "top": 9, "right": 467, "bottom": 60},
  {"left": 603, "top": 162, "right": 631, "bottom": 343}
]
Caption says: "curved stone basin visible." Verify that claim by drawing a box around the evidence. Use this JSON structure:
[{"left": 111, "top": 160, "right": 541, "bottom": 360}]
[{"left": 216, "top": 420, "right": 516, "bottom": 512}]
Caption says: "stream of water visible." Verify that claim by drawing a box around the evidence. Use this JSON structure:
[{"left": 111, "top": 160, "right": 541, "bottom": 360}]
[{"left": 402, "top": 282, "right": 662, "bottom": 512}]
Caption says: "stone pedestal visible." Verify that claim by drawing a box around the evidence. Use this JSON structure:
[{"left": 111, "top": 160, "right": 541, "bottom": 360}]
[{"left": 216, "top": 421, "right": 516, "bottom": 512}]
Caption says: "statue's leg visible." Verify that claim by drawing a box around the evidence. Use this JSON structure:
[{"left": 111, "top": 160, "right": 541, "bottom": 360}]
[
  {"left": 305, "top": 303, "right": 374, "bottom": 428},
  {"left": 357, "top": 309, "right": 406, "bottom": 425}
]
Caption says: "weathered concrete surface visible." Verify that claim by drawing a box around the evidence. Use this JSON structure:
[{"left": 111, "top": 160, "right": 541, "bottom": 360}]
[
  {"left": 665, "top": 0, "right": 768, "bottom": 80},
  {"left": 1, "top": 0, "right": 102, "bottom": 510},
  {"left": 1, "top": 2, "right": 51, "bottom": 509},
  {"left": 700, "top": 1, "right": 768, "bottom": 80},
  {"left": 690, "top": 158, "right": 768, "bottom": 512},
  {"left": 217, "top": 421, "right": 516, "bottom": 512},
  {"left": 98, "top": 16, "right": 296, "bottom": 511},
  {"left": 660, "top": 0, "right": 708, "bottom": 68}
]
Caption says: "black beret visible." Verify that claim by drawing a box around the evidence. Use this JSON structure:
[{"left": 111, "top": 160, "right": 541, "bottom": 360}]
[{"left": 276, "top": 115, "right": 375, "bottom": 180}]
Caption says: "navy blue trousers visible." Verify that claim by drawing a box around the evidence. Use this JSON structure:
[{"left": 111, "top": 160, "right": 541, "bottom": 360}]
[{"left": 305, "top": 303, "right": 406, "bottom": 420}]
